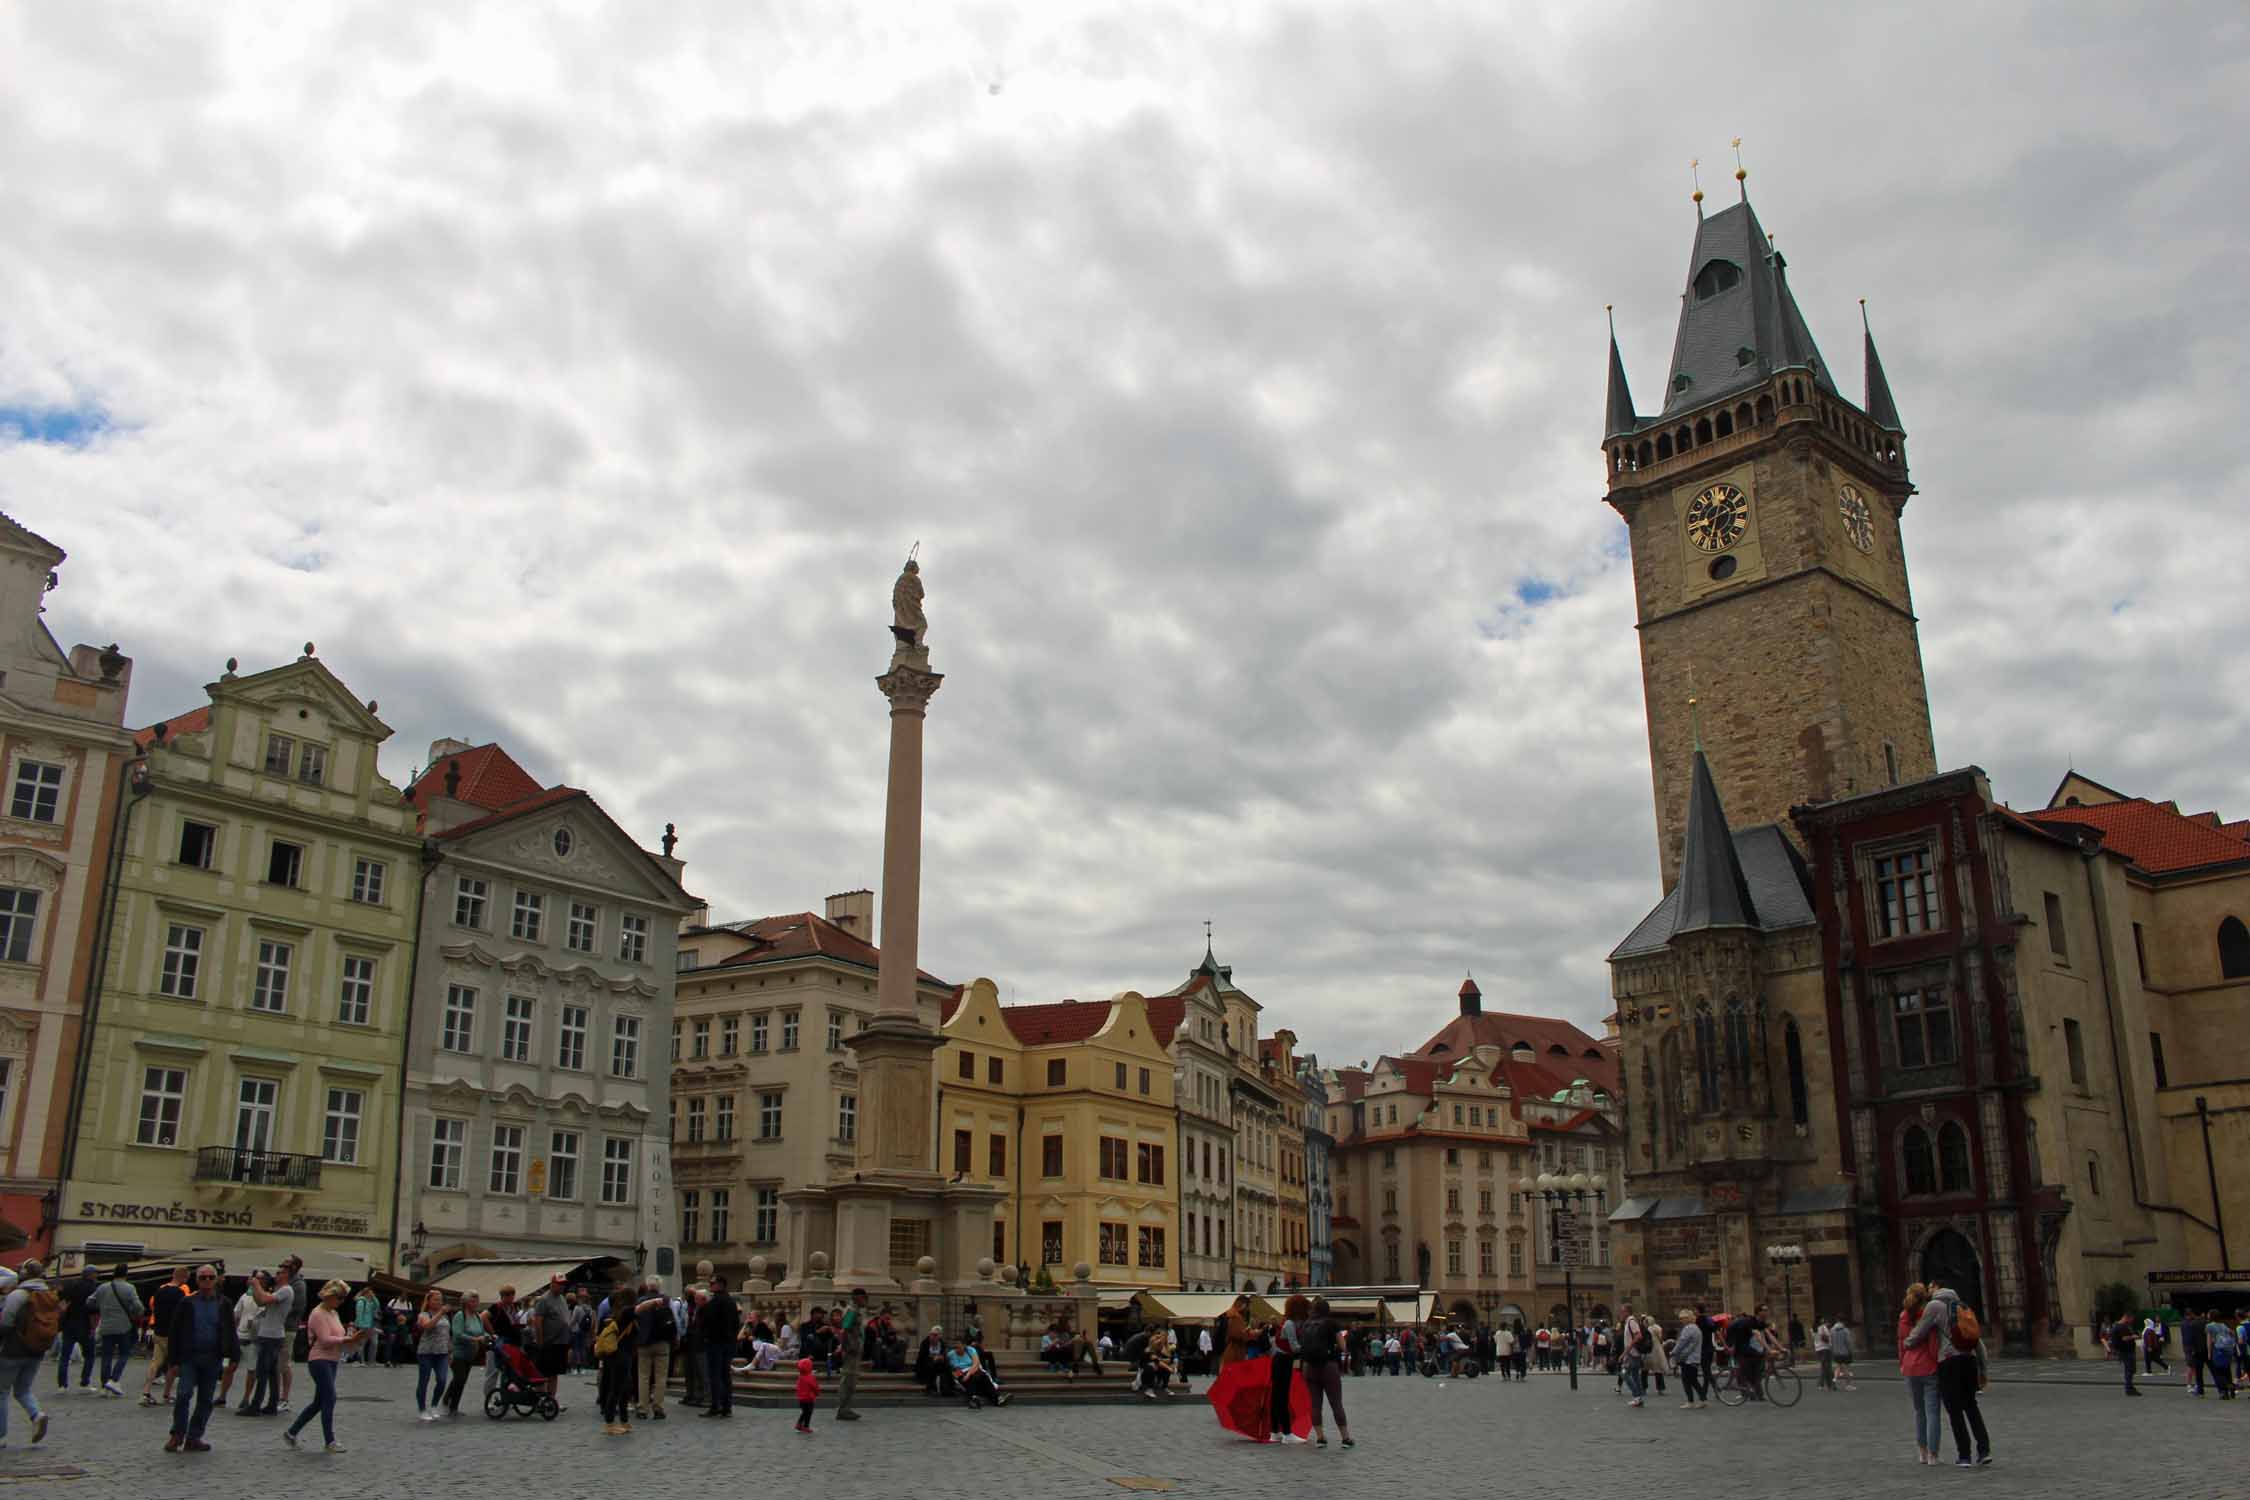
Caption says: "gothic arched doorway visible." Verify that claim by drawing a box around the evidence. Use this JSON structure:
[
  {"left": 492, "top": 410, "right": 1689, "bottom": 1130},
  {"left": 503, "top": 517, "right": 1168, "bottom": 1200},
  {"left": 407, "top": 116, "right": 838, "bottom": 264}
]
[{"left": 1921, "top": 1228, "right": 1983, "bottom": 1316}]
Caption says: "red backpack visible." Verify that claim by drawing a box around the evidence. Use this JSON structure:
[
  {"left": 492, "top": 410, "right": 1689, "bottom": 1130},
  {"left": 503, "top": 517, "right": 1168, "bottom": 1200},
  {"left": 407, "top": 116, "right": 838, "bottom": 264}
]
[{"left": 7, "top": 1288, "right": 61, "bottom": 1356}]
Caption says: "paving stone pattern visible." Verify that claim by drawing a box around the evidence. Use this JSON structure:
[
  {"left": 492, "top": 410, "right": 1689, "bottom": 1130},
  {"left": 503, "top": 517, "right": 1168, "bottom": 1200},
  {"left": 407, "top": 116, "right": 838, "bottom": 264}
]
[{"left": 2, "top": 1358, "right": 2240, "bottom": 1500}]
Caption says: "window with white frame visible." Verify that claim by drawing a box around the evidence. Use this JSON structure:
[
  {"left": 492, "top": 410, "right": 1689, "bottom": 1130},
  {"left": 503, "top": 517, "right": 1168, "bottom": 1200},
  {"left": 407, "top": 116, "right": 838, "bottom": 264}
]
[
  {"left": 454, "top": 876, "right": 488, "bottom": 928},
  {"left": 720, "top": 1016, "right": 738, "bottom": 1056},
  {"left": 758, "top": 1091, "right": 782, "bottom": 1139},
  {"left": 780, "top": 1011, "right": 800, "bottom": 1051},
  {"left": 9, "top": 760, "right": 63, "bottom": 823},
  {"left": 618, "top": 912, "right": 648, "bottom": 964},
  {"left": 429, "top": 1117, "right": 466, "bottom": 1189},
  {"left": 0, "top": 888, "right": 38, "bottom": 963},
  {"left": 263, "top": 734, "right": 293, "bottom": 775},
  {"left": 826, "top": 1011, "right": 843, "bottom": 1051},
  {"left": 137, "top": 1065, "right": 187, "bottom": 1146},
  {"left": 501, "top": 995, "right": 534, "bottom": 1062},
  {"left": 753, "top": 1186, "right": 779, "bottom": 1243},
  {"left": 250, "top": 940, "right": 292, "bottom": 1012},
  {"left": 600, "top": 1137, "right": 634, "bottom": 1203},
  {"left": 548, "top": 1130, "right": 580, "bottom": 1199},
  {"left": 686, "top": 1096, "right": 706, "bottom": 1143},
  {"left": 749, "top": 1014, "right": 768, "bottom": 1053},
  {"left": 159, "top": 924, "right": 204, "bottom": 999},
  {"left": 557, "top": 1004, "right": 587, "bottom": 1070},
  {"left": 1873, "top": 845, "right": 1942, "bottom": 938},
  {"left": 710, "top": 1188, "right": 730, "bottom": 1244},
  {"left": 511, "top": 890, "right": 544, "bottom": 942},
  {"left": 681, "top": 1189, "right": 701, "bottom": 1244},
  {"left": 489, "top": 1123, "right": 524, "bottom": 1194},
  {"left": 350, "top": 857, "right": 385, "bottom": 905},
  {"left": 441, "top": 985, "right": 477, "bottom": 1053},
  {"left": 265, "top": 840, "right": 303, "bottom": 888},
  {"left": 837, "top": 1093, "right": 856, "bottom": 1143},
  {"left": 297, "top": 743, "right": 327, "bottom": 786},
  {"left": 715, "top": 1094, "right": 734, "bottom": 1140},
  {"left": 322, "top": 1087, "right": 363, "bottom": 1164},
  {"left": 611, "top": 1014, "right": 640, "bottom": 1077},
  {"left": 337, "top": 954, "right": 376, "bottom": 1025},
  {"left": 692, "top": 1018, "right": 710, "bottom": 1059},
  {"left": 567, "top": 901, "right": 598, "bottom": 953}
]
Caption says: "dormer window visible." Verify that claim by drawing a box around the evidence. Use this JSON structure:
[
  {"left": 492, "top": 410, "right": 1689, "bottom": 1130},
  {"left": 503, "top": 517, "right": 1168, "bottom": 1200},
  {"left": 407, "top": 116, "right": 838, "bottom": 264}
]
[
  {"left": 1693, "top": 259, "right": 1743, "bottom": 299},
  {"left": 1735, "top": 346, "right": 1757, "bottom": 367},
  {"left": 264, "top": 734, "right": 294, "bottom": 775}
]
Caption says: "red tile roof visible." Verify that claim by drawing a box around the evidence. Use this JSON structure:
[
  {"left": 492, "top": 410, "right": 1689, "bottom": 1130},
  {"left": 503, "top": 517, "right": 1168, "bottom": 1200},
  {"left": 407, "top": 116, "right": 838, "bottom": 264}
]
[
  {"left": 1413, "top": 1010, "right": 1620, "bottom": 1092},
  {"left": 2023, "top": 798, "right": 2250, "bottom": 876},
  {"left": 406, "top": 743, "right": 546, "bottom": 813},
  {"left": 135, "top": 706, "right": 212, "bottom": 750},
  {"left": 973, "top": 994, "right": 1185, "bottom": 1049},
  {"left": 712, "top": 911, "right": 946, "bottom": 987},
  {"left": 430, "top": 785, "right": 589, "bottom": 842}
]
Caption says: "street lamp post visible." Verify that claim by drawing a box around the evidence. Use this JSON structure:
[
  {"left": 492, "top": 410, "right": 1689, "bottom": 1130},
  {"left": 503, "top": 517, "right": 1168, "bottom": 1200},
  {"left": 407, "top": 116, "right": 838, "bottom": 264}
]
[
  {"left": 1767, "top": 1243, "right": 1804, "bottom": 1351},
  {"left": 1525, "top": 1170, "right": 1607, "bottom": 1391}
]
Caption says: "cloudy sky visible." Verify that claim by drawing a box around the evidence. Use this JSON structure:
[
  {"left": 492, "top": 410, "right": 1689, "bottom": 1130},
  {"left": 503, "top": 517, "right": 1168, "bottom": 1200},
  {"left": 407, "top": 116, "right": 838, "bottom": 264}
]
[{"left": 6, "top": 3, "right": 2246, "bottom": 1070}]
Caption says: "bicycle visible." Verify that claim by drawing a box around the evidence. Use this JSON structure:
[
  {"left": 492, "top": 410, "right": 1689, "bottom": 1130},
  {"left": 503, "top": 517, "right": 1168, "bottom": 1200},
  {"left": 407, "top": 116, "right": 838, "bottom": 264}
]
[{"left": 1713, "top": 1348, "right": 1803, "bottom": 1407}]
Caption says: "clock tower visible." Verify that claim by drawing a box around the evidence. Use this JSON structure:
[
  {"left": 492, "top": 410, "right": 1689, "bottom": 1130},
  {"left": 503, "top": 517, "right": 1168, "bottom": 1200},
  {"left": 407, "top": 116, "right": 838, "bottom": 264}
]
[{"left": 1602, "top": 187, "right": 1936, "bottom": 887}]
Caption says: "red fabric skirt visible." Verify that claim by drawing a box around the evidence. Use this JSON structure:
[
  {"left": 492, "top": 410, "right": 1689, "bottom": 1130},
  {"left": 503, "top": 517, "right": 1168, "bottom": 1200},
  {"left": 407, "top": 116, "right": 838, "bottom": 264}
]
[{"left": 1207, "top": 1356, "right": 1312, "bottom": 1442}]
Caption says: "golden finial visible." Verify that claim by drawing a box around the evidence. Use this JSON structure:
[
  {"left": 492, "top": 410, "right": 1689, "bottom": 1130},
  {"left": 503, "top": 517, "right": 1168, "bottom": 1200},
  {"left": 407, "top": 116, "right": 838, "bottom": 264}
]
[
  {"left": 1690, "top": 157, "right": 1704, "bottom": 208},
  {"left": 1732, "top": 136, "right": 1747, "bottom": 189}
]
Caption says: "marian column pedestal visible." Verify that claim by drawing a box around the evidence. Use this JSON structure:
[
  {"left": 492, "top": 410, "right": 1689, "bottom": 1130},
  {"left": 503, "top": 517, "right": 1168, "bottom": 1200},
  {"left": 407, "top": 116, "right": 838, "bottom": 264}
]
[{"left": 819, "top": 564, "right": 1004, "bottom": 1297}]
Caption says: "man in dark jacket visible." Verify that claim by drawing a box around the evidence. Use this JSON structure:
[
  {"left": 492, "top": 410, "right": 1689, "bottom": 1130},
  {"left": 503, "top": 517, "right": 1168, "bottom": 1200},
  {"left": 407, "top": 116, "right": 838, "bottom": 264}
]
[
  {"left": 2181, "top": 1313, "right": 2208, "bottom": 1396},
  {"left": 55, "top": 1268, "right": 99, "bottom": 1391},
  {"left": 696, "top": 1277, "right": 741, "bottom": 1418},
  {"left": 164, "top": 1265, "right": 241, "bottom": 1453}
]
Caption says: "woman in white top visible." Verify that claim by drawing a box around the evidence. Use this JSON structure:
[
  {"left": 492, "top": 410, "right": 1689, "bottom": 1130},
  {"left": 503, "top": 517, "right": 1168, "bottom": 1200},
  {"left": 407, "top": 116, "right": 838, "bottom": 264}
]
[{"left": 1814, "top": 1319, "right": 1834, "bottom": 1390}]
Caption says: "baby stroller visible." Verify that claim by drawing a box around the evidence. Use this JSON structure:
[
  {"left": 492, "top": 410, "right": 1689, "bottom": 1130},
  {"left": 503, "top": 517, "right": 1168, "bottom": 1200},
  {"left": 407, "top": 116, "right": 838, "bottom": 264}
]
[{"left": 485, "top": 1342, "right": 560, "bottom": 1420}]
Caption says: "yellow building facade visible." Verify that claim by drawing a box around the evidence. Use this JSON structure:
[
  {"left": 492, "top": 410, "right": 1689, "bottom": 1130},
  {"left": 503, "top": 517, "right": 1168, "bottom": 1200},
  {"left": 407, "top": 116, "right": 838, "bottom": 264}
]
[
  {"left": 938, "top": 981, "right": 1180, "bottom": 1289},
  {"left": 57, "top": 654, "right": 422, "bottom": 1276}
]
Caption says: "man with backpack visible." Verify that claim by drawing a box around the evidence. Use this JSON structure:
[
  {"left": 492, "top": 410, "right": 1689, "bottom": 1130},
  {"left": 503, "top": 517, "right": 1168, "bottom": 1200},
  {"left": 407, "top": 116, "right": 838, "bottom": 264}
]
[
  {"left": 1924, "top": 1281, "right": 1991, "bottom": 1468},
  {"left": 0, "top": 1260, "right": 57, "bottom": 1446}
]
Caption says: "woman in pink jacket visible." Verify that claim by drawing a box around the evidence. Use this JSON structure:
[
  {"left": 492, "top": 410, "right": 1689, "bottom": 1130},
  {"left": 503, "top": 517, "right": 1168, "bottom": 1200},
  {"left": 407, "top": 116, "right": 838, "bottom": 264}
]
[{"left": 1896, "top": 1282, "right": 1942, "bottom": 1466}]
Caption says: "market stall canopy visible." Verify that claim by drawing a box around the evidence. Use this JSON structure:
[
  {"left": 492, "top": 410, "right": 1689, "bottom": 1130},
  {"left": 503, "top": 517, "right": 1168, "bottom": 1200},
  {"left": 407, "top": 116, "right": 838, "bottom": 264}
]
[
  {"left": 1131, "top": 1290, "right": 1280, "bottom": 1323},
  {"left": 429, "top": 1255, "right": 624, "bottom": 1303},
  {"left": 1383, "top": 1293, "right": 1438, "bottom": 1324}
]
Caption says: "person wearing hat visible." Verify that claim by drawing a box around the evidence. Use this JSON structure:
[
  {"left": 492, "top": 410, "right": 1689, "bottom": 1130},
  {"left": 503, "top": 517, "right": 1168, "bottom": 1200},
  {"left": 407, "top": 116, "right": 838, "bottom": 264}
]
[{"left": 282, "top": 1280, "right": 367, "bottom": 1453}]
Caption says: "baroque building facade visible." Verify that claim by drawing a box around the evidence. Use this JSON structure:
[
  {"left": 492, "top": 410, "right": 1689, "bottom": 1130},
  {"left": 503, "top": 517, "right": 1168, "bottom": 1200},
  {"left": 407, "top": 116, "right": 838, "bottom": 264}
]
[
  {"left": 0, "top": 517, "right": 134, "bottom": 1265},
  {"left": 668, "top": 892, "right": 952, "bottom": 1284},
  {"left": 58, "top": 653, "right": 421, "bottom": 1276},
  {"left": 397, "top": 742, "right": 695, "bottom": 1283}
]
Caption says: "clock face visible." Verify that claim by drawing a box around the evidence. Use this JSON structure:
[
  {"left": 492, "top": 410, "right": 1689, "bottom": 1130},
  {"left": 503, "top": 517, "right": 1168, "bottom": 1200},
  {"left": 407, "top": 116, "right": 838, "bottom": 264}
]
[
  {"left": 1837, "top": 484, "right": 1876, "bottom": 553},
  {"left": 1685, "top": 483, "right": 1749, "bottom": 553}
]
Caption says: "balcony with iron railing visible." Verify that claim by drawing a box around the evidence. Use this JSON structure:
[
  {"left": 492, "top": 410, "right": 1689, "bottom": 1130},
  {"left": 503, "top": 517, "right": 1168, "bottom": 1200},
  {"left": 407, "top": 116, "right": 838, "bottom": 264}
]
[{"left": 194, "top": 1146, "right": 322, "bottom": 1191}]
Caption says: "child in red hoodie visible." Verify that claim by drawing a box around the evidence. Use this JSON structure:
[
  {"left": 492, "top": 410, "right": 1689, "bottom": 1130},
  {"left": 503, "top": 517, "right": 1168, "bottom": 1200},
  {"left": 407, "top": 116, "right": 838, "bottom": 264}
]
[{"left": 794, "top": 1356, "right": 820, "bottom": 1432}]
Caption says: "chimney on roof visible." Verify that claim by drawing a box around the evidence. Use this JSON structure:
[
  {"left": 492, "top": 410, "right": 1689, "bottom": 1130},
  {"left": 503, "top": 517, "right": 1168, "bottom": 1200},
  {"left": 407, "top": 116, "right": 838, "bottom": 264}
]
[
  {"left": 1458, "top": 975, "right": 1482, "bottom": 1017},
  {"left": 428, "top": 737, "right": 473, "bottom": 769},
  {"left": 825, "top": 888, "right": 873, "bottom": 937}
]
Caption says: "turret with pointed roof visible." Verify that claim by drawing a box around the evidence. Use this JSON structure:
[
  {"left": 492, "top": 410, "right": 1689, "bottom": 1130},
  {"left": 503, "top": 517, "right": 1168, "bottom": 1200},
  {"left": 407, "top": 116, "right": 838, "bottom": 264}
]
[{"left": 1861, "top": 302, "right": 1904, "bottom": 434}]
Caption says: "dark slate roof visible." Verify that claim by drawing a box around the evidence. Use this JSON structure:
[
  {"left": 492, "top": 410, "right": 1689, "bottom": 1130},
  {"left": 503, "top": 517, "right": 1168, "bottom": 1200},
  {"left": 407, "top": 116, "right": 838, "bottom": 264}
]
[
  {"left": 1609, "top": 820, "right": 1816, "bottom": 960},
  {"left": 1677, "top": 748, "right": 1753, "bottom": 931},
  {"left": 1604, "top": 329, "right": 1638, "bottom": 440},
  {"left": 1862, "top": 315, "right": 1904, "bottom": 432},
  {"left": 1654, "top": 199, "right": 1836, "bottom": 422}
]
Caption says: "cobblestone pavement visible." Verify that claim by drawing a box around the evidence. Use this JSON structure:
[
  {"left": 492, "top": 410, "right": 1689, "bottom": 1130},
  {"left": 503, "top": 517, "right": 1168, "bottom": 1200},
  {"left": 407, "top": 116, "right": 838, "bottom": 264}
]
[{"left": 1, "top": 1358, "right": 2239, "bottom": 1499}]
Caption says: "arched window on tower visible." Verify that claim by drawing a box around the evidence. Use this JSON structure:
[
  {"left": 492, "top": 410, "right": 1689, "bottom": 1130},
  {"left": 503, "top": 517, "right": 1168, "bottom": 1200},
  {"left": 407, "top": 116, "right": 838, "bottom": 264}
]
[
  {"left": 1694, "top": 1004, "right": 1719, "bottom": 1112},
  {"left": 2219, "top": 916, "right": 2250, "bottom": 979},
  {"left": 1692, "top": 260, "right": 1743, "bottom": 299},
  {"left": 1723, "top": 999, "right": 1751, "bottom": 1101},
  {"left": 1903, "top": 1126, "right": 1937, "bottom": 1195},
  {"left": 1937, "top": 1121, "right": 1973, "bottom": 1194},
  {"left": 1784, "top": 1017, "right": 1809, "bottom": 1127}
]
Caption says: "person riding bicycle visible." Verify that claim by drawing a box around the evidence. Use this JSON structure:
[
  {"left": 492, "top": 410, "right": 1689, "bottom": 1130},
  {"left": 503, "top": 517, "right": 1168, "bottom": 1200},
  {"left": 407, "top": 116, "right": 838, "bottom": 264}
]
[{"left": 1726, "top": 1307, "right": 1771, "bottom": 1401}]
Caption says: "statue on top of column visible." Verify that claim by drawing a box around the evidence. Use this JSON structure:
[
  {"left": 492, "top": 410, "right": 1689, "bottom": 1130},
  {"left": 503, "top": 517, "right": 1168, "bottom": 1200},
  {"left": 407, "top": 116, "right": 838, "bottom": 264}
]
[{"left": 890, "top": 557, "right": 926, "bottom": 647}]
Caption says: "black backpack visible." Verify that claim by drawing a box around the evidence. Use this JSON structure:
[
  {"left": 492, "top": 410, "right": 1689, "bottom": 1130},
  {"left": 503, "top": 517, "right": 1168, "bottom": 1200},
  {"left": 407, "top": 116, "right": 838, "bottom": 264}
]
[{"left": 1300, "top": 1317, "right": 1339, "bottom": 1364}]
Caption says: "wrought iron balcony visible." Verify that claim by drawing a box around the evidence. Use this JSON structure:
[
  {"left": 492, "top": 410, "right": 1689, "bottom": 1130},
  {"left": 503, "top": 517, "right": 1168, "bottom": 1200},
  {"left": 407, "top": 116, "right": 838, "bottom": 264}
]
[{"left": 194, "top": 1146, "right": 321, "bottom": 1190}]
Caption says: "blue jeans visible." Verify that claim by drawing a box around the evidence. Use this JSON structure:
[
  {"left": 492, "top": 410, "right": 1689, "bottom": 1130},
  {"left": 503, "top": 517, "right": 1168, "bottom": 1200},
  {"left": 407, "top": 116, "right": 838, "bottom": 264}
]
[
  {"left": 54, "top": 1329, "right": 95, "bottom": 1387},
  {"left": 1623, "top": 1358, "right": 1646, "bottom": 1398},
  {"left": 248, "top": 1336, "right": 283, "bottom": 1410},
  {"left": 98, "top": 1333, "right": 135, "bottom": 1386},
  {"left": 0, "top": 1355, "right": 41, "bottom": 1440},
  {"left": 416, "top": 1352, "right": 450, "bottom": 1411},
  {"left": 1906, "top": 1372, "right": 1941, "bottom": 1450},
  {"left": 286, "top": 1359, "right": 338, "bottom": 1444},
  {"left": 172, "top": 1352, "right": 221, "bottom": 1441}
]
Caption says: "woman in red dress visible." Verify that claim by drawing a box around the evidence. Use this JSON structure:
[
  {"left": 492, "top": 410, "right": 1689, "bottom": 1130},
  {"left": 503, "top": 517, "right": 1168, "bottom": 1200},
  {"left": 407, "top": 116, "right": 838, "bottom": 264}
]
[{"left": 1207, "top": 1297, "right": 1311, "bottom": 1443}]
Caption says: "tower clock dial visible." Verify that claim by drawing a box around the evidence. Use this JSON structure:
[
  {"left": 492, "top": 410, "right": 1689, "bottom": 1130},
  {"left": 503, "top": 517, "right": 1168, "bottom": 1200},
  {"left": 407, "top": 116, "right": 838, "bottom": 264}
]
[
  {"left": 1684, "top": 482, "right": 1749, "bottom": 552},
  {"left": 1837, "top": 484, "right": 1876, "bottom": 553}
]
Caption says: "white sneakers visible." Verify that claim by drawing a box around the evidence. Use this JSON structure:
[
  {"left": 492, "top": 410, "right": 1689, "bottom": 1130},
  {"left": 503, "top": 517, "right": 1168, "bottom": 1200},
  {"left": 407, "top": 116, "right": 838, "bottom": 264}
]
[{"left": 101, "top": 1381, "right": 125, "bottom": 1397}]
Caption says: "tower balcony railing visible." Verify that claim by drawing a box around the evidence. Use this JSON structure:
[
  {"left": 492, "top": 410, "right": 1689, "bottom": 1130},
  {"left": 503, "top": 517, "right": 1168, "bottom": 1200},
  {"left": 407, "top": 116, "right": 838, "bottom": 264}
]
[{"left": 193, "top": 1145, "right": 322, "bottom": 1190}]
